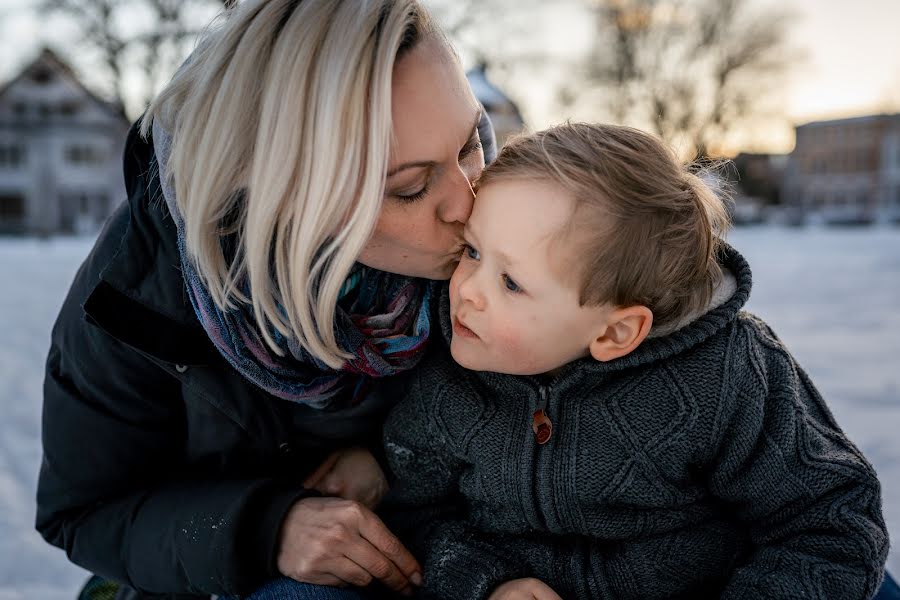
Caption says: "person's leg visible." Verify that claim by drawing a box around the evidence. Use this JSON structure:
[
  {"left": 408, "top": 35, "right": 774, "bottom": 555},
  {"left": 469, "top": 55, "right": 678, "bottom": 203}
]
[
  {"left": 237, "top": 578, "right": 374, "bottom": 600},
  {"left": 874, "top": 571, "right": 900, "bottom": 600}
]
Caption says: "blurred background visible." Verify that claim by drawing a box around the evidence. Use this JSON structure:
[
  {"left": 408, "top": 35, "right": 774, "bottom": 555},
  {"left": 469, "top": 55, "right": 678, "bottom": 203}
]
[{"left": 0, "top": 0, "right": 898, "bottom": 597}]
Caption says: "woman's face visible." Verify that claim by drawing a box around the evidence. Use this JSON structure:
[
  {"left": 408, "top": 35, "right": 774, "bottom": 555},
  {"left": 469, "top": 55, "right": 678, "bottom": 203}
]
[{"left": 357, "top": 36, "right": 485, "bottom": 280}]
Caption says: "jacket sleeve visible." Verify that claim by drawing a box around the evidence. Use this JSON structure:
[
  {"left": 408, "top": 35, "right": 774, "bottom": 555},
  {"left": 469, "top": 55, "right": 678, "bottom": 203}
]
[
  {"left": 36, "top": 268, "right": 315, "bottom": 596},
  {"left": 706, "top": 317, "right": 889, "bottom": 599},
  {"left": 379, "top": 371, "right": 529, "bottom": 600}
]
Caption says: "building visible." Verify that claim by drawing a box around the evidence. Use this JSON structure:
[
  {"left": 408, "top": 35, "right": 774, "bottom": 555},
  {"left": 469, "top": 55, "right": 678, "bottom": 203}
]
[
  {"left": 732, "top": 152, "right": 788, "bottom": 206},
  {"left": 727, "top": 152, "right": 789, "bottom": 225},
  {"left": 466, "top": 63, "right": 525, "bottom": 149},
  {"left": 782, "top": 113, "right": 900, "bottom": 224},
  {"left": 0, "top": 48, "right": 129, "bottom": 235}
]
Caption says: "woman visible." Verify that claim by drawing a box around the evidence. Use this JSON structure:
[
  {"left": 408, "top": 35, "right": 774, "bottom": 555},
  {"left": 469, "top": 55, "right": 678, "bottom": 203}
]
[{"left": 36, "top": 1, "right": 493, "bottom": 598}]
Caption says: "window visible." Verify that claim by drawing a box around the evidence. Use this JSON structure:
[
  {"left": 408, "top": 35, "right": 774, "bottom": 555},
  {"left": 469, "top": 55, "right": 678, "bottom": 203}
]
[
  {"left": 65, "top": 145, "right": 105, "bottom": 165},
  {"left": 0, "top": 195, "right": 25, "bottom": 219},
  {"left": 0, "top": 145, "right": 25, "bottom": 168},
  {"left": 29, "top": 67, "right": 52, "bottom": 85},
  {"left": 59, "top": 102, "right": 79, "bottom": 117}
]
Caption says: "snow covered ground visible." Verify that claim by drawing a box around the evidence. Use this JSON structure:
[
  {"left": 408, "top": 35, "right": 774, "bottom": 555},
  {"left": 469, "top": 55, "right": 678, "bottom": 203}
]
[{"left": 1, "top": 227, "right": 898, "bottom": 598}]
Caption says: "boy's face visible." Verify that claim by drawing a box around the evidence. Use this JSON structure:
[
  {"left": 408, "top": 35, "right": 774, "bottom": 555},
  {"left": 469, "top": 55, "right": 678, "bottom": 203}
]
[{"left": 448, "top": 179, "right": 613, "bottom": 375}]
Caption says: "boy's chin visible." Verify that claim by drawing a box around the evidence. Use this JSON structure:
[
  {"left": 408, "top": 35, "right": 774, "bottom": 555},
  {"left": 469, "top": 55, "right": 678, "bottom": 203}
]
[{"left": 450, "top": 340, "right": 487, "bottom": 371}]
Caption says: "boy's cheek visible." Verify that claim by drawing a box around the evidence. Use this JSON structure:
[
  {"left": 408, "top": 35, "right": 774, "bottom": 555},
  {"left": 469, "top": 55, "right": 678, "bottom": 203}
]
[{"left": 487, "top": 323, "right": 537, "bottom": 371}]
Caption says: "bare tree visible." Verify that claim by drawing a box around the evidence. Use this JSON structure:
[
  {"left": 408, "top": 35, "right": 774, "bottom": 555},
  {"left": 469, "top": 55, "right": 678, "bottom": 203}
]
[
  {"left": 565, "top": 0, "right": 798, "bottom": 158},
  {"left": 40, "top": 0, "right": 230, "bottom": 119},
  {"left": 425, "top": 0, "right": 564, "bottom": 72}
]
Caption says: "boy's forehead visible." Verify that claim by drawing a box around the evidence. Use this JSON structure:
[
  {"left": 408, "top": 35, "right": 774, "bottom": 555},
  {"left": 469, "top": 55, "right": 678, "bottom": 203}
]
[
  {"left": 472, "top": 179, "right": 574, "bottom": 240},
  {"left": 471, "top": 178, "right": 582, "bottom": 275}
]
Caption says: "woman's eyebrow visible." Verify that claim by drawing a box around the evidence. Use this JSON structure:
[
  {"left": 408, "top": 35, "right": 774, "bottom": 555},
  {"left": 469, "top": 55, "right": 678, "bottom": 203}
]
[
  {"left": 465, "top": 109, "right": 483, "bottom": 146},
  {"left": 387, "top": 160, "right": 434, "bottom": 178}
]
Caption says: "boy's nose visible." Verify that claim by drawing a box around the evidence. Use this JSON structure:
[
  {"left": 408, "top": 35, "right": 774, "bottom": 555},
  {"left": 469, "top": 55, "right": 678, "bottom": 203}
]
[{"left": 457, "top": 272, "right": 486, "bottom": 311}]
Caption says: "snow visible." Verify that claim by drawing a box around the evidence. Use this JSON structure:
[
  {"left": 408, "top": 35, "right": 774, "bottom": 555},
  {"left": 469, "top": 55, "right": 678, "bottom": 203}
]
[{"left": 1, "top": 228, "right": 899, "bottom": 598}]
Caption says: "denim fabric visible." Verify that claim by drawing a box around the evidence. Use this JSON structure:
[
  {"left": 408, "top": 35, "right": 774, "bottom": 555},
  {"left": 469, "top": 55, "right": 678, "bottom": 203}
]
[
  {"left": 237, "top": 578, "right": 373, "bottom": 600},
  {"left": 875, "top": 571, "right": 900, "bottom": 600}
]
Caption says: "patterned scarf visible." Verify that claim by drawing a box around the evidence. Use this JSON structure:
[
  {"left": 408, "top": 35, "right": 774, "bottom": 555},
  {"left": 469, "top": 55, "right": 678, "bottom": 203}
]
[{"left": 153, "top": 122, "right": 432, "bottom": 410}]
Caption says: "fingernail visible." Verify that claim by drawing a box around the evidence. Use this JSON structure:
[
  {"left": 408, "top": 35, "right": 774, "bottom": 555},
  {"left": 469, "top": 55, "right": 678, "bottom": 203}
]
[{"left": 411, "top": 572, "right": 423, "bottom": 586}]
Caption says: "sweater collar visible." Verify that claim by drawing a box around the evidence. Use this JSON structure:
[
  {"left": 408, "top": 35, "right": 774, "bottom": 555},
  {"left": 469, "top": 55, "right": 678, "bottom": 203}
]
[{"left": 438, "top": 243, "right": 753, "bottom": 384}]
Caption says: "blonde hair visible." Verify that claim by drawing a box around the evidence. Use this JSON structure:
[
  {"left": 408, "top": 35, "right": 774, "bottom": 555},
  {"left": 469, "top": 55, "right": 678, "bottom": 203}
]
[
  {"left": 477, "top": 123, "right": 731, "bottom": 332},
  {"left": 141, "top": 0, "right": 435, "bottom": 369}
]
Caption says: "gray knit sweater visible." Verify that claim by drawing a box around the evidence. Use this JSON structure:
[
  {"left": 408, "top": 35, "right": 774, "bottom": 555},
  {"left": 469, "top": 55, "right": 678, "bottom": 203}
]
[{"left": 379, "top": 246, "right": 888, "bottom": 600}]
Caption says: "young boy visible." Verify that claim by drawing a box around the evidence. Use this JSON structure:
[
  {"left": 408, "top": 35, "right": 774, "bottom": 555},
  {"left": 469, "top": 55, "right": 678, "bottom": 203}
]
[{"left": 378, "top": 123, "right": 888, "bottom": 599}]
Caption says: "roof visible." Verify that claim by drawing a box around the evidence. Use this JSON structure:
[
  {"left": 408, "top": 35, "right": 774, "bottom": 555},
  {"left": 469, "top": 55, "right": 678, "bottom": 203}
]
[
  {"left": 0, "top": 47, "right": 128, "bottom": 123},
  {"left": 796, "top": 113, "right": 900, "bottom": 130},
  {"left": 466, "top": 64, "right": 515, "bottom": 108}
]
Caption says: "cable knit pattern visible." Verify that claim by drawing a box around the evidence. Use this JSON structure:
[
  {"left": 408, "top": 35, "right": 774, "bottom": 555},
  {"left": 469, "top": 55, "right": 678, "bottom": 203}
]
[{"left": 379, "top": 246, "right": 888, "bottom": 600}]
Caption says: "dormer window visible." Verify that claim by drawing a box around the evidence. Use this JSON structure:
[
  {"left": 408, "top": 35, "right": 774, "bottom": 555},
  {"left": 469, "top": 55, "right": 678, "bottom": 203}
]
[
  {"left": 59, "top": 102, "right": 79, "bottom": 117},
  {"left": 30, "top": 67, "right": 52, "bottom": 85}
]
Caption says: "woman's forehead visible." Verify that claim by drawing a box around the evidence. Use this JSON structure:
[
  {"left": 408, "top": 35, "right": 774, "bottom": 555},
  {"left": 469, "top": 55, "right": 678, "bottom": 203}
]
[{"left": 389, "top": 38, "right": 481, "bottom": 166}]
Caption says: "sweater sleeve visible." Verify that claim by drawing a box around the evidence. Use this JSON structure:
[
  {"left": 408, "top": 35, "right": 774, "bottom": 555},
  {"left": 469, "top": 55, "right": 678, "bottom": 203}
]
[
  {"left": 705, "top": 317, "right": 888, "bottom": 599},
  {"left": 379, "top": 370, "right": 529, "bottom": 600},
  {"left": 36, "top": 281, "right": 316, "bottom": 596}
]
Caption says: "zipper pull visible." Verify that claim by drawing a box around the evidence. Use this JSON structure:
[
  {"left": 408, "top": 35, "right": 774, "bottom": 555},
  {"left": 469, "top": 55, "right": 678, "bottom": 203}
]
[{"left": 532, "top": 385, "right": 553, "bottom": 445}]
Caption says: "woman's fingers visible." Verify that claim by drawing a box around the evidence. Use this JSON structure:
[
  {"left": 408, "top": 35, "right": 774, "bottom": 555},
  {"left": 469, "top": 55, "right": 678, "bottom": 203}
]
[
  {"left": 355, "top": 507, "right": 422, "bottom": 586},
  {"left": 277, "top": 497, "right": 421, "bottom": 594},
  {"left": 326, "top": 557, "right": 375, "bottom": 588},
  {"left": 343, "top": 532, "right": 416, "bottom": 594}
]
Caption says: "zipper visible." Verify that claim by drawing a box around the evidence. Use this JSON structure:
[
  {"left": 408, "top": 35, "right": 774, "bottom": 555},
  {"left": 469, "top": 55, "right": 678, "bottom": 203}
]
[
  {"left": 532, "top": 384, "right": 553, "bottom": 445},
  {"left": 529, "top": 383, "right": 555, "bottom": 531}
]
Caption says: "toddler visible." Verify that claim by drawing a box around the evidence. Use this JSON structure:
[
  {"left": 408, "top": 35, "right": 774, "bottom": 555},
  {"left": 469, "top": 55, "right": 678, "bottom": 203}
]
[{"left": 379, "top": 123, "right": 888, "bottom": 600}]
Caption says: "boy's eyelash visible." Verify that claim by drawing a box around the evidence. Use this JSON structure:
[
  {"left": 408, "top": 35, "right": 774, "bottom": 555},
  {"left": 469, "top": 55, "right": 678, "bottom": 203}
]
[{"left": 503, "top": 274, "right": 522, "bottom": 294}]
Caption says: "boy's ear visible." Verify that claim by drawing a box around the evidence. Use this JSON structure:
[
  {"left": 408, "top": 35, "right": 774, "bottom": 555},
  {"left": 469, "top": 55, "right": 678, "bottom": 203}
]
[{"left": 589, "top": 305, "right": 653, "bottom": 362}]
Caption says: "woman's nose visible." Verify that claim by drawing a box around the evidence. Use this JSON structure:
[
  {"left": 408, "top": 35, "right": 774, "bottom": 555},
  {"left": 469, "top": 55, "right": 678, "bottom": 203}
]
[{"left": 438, "top": 166, "right": 478, "bottom": 225}]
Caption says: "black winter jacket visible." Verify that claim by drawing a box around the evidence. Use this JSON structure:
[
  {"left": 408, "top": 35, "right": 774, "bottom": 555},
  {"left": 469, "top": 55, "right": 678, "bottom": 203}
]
[{"left": 35, "top": 123, "right": 398, "bottom": 599}]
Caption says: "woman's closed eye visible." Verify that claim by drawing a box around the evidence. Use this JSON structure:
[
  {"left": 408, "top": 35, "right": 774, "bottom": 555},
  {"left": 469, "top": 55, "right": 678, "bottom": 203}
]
[{"left": 395, "top": 184, "right": 429, "bottom": 203}]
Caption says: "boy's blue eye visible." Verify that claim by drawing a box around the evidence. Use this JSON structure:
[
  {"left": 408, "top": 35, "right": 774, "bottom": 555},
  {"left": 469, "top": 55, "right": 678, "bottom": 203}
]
[
  {"left": 464, "top": 244, "right": 480, "bottom": 260},
  {"left": 503, "top": 274, "right": 521, "bottom": 293}
]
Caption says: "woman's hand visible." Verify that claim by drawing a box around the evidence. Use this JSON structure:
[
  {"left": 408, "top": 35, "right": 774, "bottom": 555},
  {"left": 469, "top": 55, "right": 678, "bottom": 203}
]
[
  {"left": 303, "top": 447, "right": 388, "bottom": 509},
  {"left": 488, "top": 578, "right": 563, "bottom": 600},
  {"left": 277, "top": 497, "right": 422, "bottom": 595}
]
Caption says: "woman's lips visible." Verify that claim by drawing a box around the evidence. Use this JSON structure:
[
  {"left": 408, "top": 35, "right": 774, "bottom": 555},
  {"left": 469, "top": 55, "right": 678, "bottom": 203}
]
[{"left": 453, "top": 316, "right": 479, "bottom": 339}]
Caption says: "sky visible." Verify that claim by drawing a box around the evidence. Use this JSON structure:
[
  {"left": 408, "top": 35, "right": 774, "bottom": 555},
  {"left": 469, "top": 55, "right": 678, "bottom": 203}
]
[{"left": 1, "top": 0, "right": 899, "bottom": 154}]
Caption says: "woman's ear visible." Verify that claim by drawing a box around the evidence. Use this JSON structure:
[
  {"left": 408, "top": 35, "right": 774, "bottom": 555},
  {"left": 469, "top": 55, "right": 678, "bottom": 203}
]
[{"left": 589, "top": 305, "right": 653, "bottom": 362}]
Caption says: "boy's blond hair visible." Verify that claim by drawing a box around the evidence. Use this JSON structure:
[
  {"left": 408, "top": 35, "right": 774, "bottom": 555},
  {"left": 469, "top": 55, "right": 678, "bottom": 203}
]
[{"left": 477, "top": 122, "right": 731, "bottom": 333}]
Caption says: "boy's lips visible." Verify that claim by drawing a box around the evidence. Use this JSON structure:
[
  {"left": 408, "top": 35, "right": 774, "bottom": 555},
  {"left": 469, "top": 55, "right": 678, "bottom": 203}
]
[{"left": 452, "top": 316, "right": 479, "bottom": 339}]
